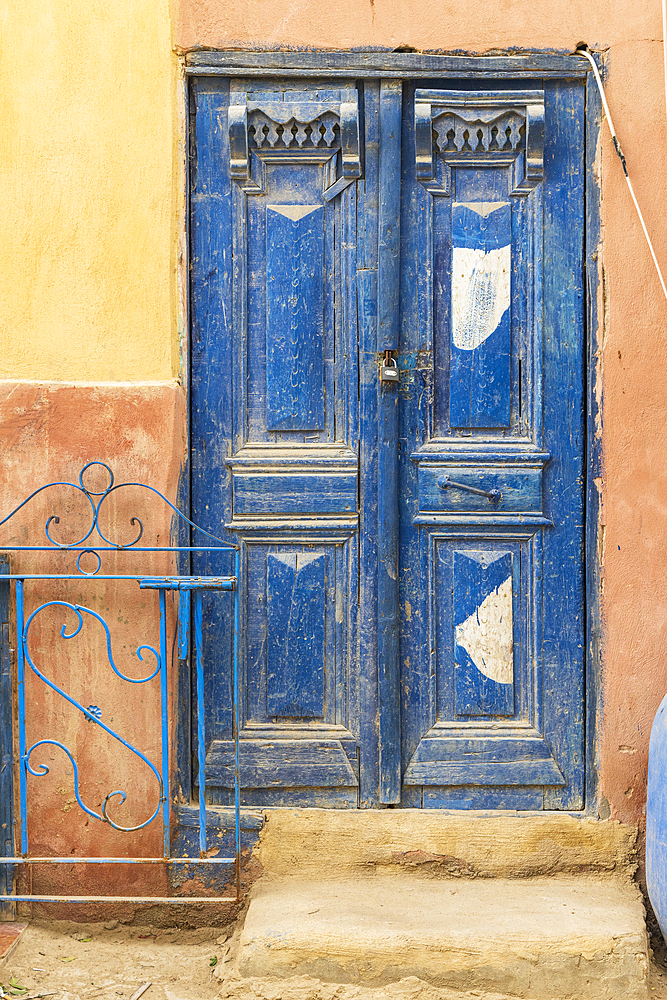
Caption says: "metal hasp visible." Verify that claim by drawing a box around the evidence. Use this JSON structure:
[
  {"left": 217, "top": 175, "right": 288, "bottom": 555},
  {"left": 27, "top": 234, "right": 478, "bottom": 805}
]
[
  {"left": 0, "top": 461, "right": 242, "bottom": 906},
  {"left": 438, "top": 474, "right": 502, "bottom": 503}
]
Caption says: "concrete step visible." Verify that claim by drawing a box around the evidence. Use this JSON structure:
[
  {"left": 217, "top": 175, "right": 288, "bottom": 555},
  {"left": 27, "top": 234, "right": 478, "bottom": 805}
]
[
  {"left": 255, "top": 809, "right": 638, "bottom": 880},
  {"left": 237, "top": 873, "right": 648, "bottom": 1000},
  {"left": 234, "top": 810, "right": 648, "bottom": 999}
]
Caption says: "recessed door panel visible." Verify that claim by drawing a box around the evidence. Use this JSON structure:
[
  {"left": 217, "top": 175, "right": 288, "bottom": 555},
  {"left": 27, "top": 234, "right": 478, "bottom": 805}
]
[
  {"left": 265, "top": 205, "right": 325, "bottom": 431},
  {"left": 449, "top": 201, "right": 512, "bottom": 428},
  {"left": 452, "top": 548, "right": 515, "bottom": 717}
]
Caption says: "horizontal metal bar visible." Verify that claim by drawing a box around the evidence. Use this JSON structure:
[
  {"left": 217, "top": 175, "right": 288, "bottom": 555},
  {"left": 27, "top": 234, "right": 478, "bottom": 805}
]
[
  {"left": 140, "top": 577, "right": 236, "bottom": 591},
  {"left": 0, "top": 546, "right": 236, "bottom": 552},
  {"left": 0, "top": 857, "right": 234, "bottom": 865},
  {"left": 437, "top": 474, "right": 502, "bottom": 501},
  {"left": 4, "top": 575, "right": 233, "bottom": 581},
  {"left": 0, "top": 895, "right": 238, "bottom": 904}
]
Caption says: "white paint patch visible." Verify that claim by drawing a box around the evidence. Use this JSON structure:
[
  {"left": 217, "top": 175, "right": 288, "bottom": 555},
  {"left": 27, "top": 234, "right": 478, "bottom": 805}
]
[
  {"left": 452, "top": 244, "right": 511, "bottom": 351},
  {"left": 456, "top": 574, "right": 513, "bottom": 684},
  {"left": 268, "top": 204, "right": 320, "bottom": 221}
]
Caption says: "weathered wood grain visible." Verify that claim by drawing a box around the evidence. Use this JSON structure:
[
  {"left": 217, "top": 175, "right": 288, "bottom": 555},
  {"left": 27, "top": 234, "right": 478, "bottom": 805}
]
[
  {"left": 206, "top": 739, "right": 359, "bottom": 789},
  {"left": 233, "top": 472, "right": 356, "bottom": 514},
  {"left": 189, "top": 70, "right": 587, "bottom": 813},
  {"left": 377, "top": 80, "right": 402, "bottom": 804},
  {"left": 266, "top": 205, "right": 324, "bottom": 431},
  {"left": 398, "top": 79, "right": 585, "bottom": 808},
  {"left": 186, "top": 51, "right": 588, "bottom": 80},
  {"left": 266, "top": 553, "right": 326, "bottom": 718},
  {"left": 453, "top": 549, "right": 515, "bottom": 717},
  {"left": 449, "top": 201, "right": 511, "bottom": 428}
]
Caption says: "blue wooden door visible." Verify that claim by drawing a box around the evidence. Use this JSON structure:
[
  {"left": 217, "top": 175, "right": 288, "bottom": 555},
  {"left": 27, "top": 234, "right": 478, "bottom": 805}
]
[
  {"left": 188, "top": 73, "right": 586, "bottom": 810},
  {"left": 396, "top": 82, "right": 585, "bottom": 810}
]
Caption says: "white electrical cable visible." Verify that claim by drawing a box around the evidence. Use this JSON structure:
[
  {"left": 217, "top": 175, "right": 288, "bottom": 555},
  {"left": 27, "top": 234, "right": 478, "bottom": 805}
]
[{"left": 577, "top": 46, "right": 667, "bottom": 303}]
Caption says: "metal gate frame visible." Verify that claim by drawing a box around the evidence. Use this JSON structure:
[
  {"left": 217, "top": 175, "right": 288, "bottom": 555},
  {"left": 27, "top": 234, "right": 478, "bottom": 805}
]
[{"left": 0, "top": 462, "right": 241, "bottom": 905}]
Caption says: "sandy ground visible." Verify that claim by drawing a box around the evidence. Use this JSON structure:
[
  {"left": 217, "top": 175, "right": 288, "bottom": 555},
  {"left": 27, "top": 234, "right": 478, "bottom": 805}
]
[{"left": 0, "top": 920, "right": 665, "bottom": 1000}]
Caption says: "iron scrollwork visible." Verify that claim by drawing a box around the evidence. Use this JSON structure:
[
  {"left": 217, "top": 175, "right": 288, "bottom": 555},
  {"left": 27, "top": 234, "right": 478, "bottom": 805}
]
[
  {"left": 0, "top": 462, "right": 236, "bottom": 839},
  {"left": 23, "top": 602, "right": 163, "bottom": 832},
  {"left": 0, "top": 459, "right": 228, "bottom": 573}
]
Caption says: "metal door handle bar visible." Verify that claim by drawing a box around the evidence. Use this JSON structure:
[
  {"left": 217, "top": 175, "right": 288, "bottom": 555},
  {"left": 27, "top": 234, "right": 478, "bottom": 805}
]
[{"left": 437, "top": 475, "right": 502, "bottom": 502}]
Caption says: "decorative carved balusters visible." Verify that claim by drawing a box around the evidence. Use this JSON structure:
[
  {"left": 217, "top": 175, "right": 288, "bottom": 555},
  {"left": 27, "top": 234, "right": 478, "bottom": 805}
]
[
  {"left": 230, "top": 90, "right": 361, "bottom": 191},
  {"left": 414, "top": 89, "right": 545, "bottom": 195},
  {"left": 248, "top": 109, "right": 339, "bottom": 151},
  {"left": 432, "top": 111, "right": 525, "bottom": 154}
]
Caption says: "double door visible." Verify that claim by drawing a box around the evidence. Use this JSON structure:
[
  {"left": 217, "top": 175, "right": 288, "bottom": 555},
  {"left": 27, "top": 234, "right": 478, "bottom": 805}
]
[{"left": 189, "top": 71, "right": 585, "bottom": 810}]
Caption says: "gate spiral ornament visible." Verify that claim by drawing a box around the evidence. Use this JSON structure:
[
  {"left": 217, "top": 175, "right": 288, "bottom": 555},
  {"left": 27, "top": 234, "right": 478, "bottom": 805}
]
[
  {"left": 0, "top": 460, "right": 227, "bottom": 572},
  {"left": 23, "top": 601, "right": 163, "bottom": 832}
]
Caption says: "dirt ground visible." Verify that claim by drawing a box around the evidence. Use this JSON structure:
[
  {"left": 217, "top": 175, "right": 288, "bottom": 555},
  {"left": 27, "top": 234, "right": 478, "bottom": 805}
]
[{"left": 1, "top": 920, "right": 666, "bottom": 1000}]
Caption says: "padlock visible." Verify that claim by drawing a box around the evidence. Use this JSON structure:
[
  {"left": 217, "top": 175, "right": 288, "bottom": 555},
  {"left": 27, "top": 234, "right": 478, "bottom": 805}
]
[{"left": 380, "top": 358, "right": 399, "bottom": 383}]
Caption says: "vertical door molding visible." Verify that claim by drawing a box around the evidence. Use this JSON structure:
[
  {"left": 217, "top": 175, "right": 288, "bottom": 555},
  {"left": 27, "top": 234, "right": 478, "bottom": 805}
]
[{"left": 377, "top": 79, "right": 403, "bottom": 803}]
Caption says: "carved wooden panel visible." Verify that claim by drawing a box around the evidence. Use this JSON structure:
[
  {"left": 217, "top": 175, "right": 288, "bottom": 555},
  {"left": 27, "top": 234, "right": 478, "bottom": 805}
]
[
  {"left": 229, "top": 82, "right": 361, "bottom": 449},
  {"left": 453, "top": 549, "right": 515, "bottom": 717},
  {"left": 266, "top": 205, "right": 325, "bottom": 431},
  {"left": 266, "top": 552, "right": 326, "bottom": 718},
  {"left": 190, "top": 73, "right": 586, "bottom": 813},
  {"left": 449, "top": 202, "right": 511, "bottom": 428},
  {"left": 246, "top": 542, "right": 349, "bottom": 725},
  {"left": 190, "top": 78, "right": 362, "bottom": 807},
  {"left": 399, "top": 80, "right": 584, "bottom": 810}
]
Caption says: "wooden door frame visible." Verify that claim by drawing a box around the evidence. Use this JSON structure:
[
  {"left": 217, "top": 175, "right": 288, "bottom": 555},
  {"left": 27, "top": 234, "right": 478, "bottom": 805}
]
[{"left": 178, "top": 49, "right": 603, "bottom": 817}]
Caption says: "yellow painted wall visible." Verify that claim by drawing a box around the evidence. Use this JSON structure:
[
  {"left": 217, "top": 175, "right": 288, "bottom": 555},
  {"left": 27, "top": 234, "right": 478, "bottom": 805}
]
[{"left": 0, "top": 0, "right": 179, "bottom": 382}]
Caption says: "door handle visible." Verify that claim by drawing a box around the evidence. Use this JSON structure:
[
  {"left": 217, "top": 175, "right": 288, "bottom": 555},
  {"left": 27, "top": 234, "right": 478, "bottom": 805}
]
[{"left": 437, "top": 474, "right": 502, "bottom": 503}]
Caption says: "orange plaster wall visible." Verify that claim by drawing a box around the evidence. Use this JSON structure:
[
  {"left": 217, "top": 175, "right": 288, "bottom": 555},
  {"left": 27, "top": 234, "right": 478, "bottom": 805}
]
[
  {"left": 173, "top": 0, "right": 667, "bottom": 829},
  {"left": 0, "top": 382, "right": 191, "bottom": 913}
]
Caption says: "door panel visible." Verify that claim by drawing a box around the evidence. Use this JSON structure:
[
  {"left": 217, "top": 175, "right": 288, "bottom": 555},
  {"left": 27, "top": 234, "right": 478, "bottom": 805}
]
[
  {"left": 189, "top": 72, "right": 586, "bottom": 812},
  {"left": 190, "top": 77, "right": 362, "bottom": 806},
  {"left": 398, "top": 81, "right": 585, "bottom": 809}
]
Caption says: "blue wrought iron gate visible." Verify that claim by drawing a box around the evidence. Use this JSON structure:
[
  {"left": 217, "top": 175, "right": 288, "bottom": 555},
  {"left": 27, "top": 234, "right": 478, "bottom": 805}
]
[
  {"left": 188, "top": 57, "right": 588, "bottom": 810},
  {"left": 0, "top": 463, "right": 242, "bottom": 905}
]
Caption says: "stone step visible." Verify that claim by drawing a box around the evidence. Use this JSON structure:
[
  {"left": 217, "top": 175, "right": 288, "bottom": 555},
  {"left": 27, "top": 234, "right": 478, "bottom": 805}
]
[
  {"left": 255, "top": 809, "right": 638, "bottom": 880},
  {"left": 237, "top": 873, "right": 648, "bottom": 1000}
]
